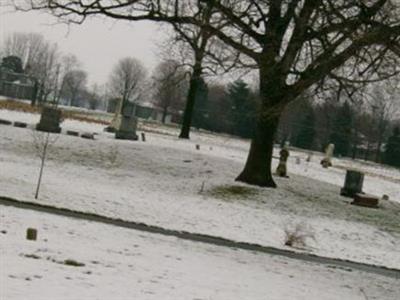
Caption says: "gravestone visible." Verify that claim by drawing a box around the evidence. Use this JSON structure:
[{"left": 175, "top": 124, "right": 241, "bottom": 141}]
[
  {"left": 26, "top": 228, "right": 37, "bottom": 241},
  {"left": 115, "top": 101, "right": 138, "bottom": 140},
  {"left": 340, "top": 170, "right": 364, "bottom": 197},
  {"left": 295, "top": 157, "right": 301, "bottom": 165},
  {"left": 36, "top": 106, "right": 62, "bottom": 133},
  {"left": 276, "top": 146, "right": 290, "bottom": 177},
  {"left": 352, "top": 193, "right": 379, "bottom": 208},
  {"left": 81, "top": 132, "right": 95, "bottom": 140},
  {"left": 66, "top": 130, "right": 79, "bottom": 136},
  {"left": 13, "top": 121, "right": 27, "bottom": 128},
  {"left": 321, "top": 143, "right": 334, "bottom": 168},
  {"left": 0, "top": 119, "right": 12, "bottom": 125},
  {"left": 141, "top": 132, "right": 146, "bottom": 142}
]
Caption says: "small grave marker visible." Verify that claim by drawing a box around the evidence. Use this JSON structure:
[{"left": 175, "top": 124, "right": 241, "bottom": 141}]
[
  {"left": 66, "top": 130, "right": 79, "bottom": 136},
  {"left": 81, "top": 132, "right": 95, "bottom": 140},
  {"left": 26, "top": 228, "right": 37, "bottom": 241},
  {"left": 14, "top": 121, "right": 27, "bottom": 128},
  {"left": 0, "top": 119, "right": 12, "bottom": 125},
  {"left": 352, "top": 193, "right": 379, "bottom": 208}
]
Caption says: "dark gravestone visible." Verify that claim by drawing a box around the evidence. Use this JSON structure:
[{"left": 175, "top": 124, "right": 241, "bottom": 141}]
[
  {"left": 340, "top": 170, "right": 364, "bottom": 197},
  {"left": 81, "top": 132, "right": 95, "bottom": 140},
  {"left": 352, "top": 193, "right": 379, "bottom": 208},
  {"left": 104, "top": 126, "right": 116, "bottom": 133},
  {"left": 36, "top": 107, "right": 62, "bottom": 133},
  {"left": 0, "top": 119, "right": 12, "bottom": 125},
  {"left": 14, "top": 121, "right": 27, "bottom": 128},
  {"left": 26, "top": 228, "right": 37, "bottom": 241},
  {"left": 66, "top": 130, "right": 79, "bottom": 136}
]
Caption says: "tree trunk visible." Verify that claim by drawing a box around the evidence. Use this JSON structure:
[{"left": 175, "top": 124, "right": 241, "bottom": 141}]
[
  {"left": 236, "top": 70, "right": 286, "bottom": 188},
  {"left": 235, "top": 110, "right": 281, "bottom": 187},
  {"left": 179, "top": 63, "right": 202, "bottom": 139}
]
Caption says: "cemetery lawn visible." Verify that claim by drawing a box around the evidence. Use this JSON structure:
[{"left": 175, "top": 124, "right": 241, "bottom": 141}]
[{"left": 0, "top": 108, "right": 400, "bottom": 271}]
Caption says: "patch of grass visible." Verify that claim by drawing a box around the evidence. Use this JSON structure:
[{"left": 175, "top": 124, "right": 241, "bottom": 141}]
[{"left": 206, "top": 185, "right": 259, "bottom": 201}]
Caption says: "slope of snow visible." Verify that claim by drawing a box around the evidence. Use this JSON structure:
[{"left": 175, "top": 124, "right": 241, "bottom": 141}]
[
  {"left": 1, "top": 206, "right": 399, "bottom": 300},
  {"left": 1, "top": 109, "right": 399, "bottom": 269}
]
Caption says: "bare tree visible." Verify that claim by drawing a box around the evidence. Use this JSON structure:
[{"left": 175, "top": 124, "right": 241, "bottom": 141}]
[
  {"left": 10, "top": 0, "right": 400, "bottom": 188},
  {"left": 31, "top": 130, "right": 58, "bottom": 199},
  {"left": 109, "top": 57, "right": 147, "bottom": 109},
  {"left": 61, "top": 69, "right": 88, "bottom": 107},
  {"left": 152, "top": 59, "right": 187, "bottom": 123},
  {"left": 160, "top": 4, "right": 239, "bottom": 138}
]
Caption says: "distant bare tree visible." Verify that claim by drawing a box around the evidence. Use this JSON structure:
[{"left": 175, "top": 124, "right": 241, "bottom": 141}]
[
  {"left": 61, "top": 69, "right": 88, "bottom": 107},
  {"left": 109, "top": 57, "right": 147, "bottom": 109},
  {"left": 86, "top": 84, "right": 102, "bottom": 110},
  {"left": 152, "top": 59, "right": 187, "bottom": 123}
]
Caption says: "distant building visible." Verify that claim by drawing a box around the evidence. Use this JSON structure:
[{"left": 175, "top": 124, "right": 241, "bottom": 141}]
[{"left": 0, "top": 67, "right": 36, "bottom": 101}]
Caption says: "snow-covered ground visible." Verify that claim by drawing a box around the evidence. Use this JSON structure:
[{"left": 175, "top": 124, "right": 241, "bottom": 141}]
[
  {"left": 0, "top": 109, "right": 400, "bottom": 270},
  {"left": 1, "top": 205, "right": 399, "bottom": 300}
]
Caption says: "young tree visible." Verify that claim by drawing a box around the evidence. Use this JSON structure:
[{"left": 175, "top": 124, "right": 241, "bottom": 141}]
[
  {"left": 31, "top": 130, "right": 58, "bottom": 199},
  {"left": 12, "top": 1, "right": 400, "bottom": 187}
]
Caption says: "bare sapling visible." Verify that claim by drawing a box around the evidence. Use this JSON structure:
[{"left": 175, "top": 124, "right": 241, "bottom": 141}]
[{"left": 32, "top": 130, "right": 58, "bottom": 199}]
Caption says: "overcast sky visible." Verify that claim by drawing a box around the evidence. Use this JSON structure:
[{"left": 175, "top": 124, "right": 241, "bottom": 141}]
[{"left": 0, "top": 8, "right": 166, "bottom": 86}]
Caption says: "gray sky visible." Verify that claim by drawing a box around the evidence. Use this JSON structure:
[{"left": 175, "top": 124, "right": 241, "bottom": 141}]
[{"left": 0, "top": 8, "right": 165, "bottom": 86}]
